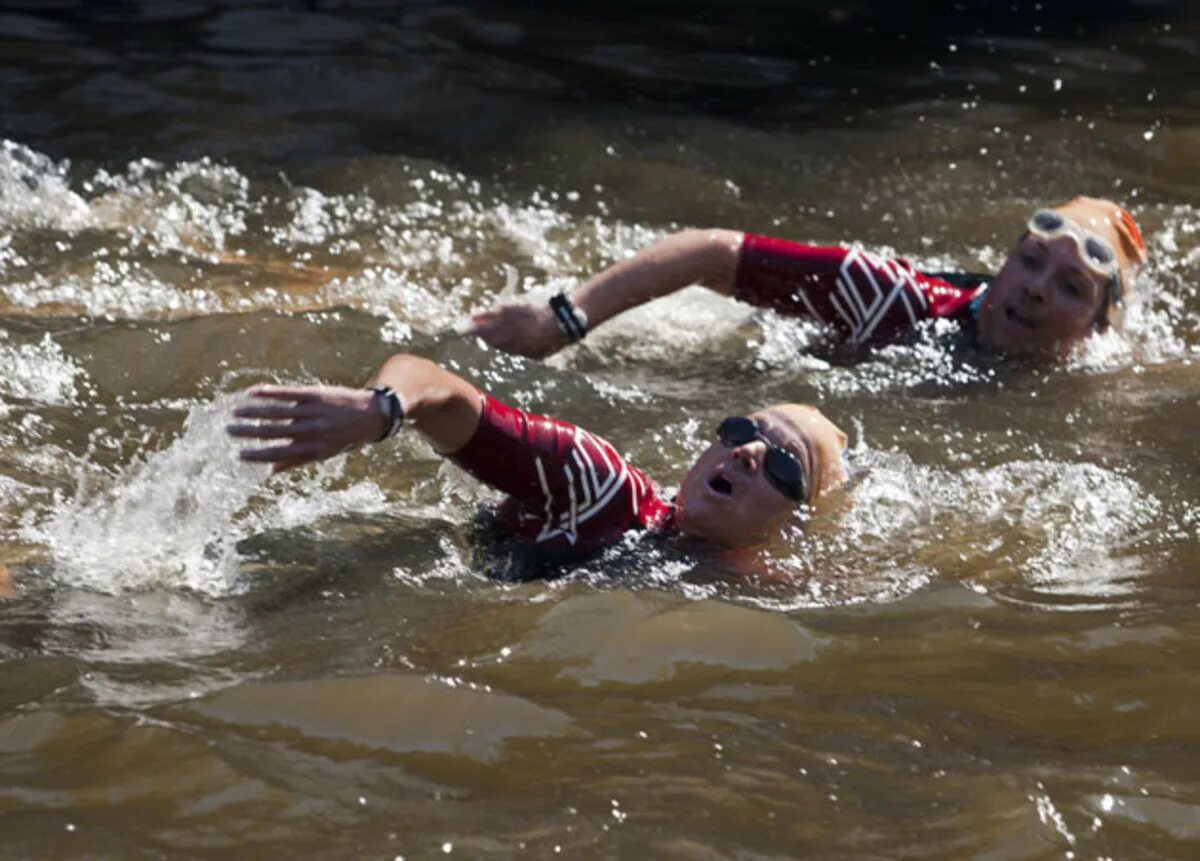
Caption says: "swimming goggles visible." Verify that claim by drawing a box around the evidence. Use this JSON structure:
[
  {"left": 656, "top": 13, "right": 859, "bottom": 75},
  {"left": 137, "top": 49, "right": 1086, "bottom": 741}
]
[
  {"left": 1026, "top": 209, "right": 1122, "bottom": 306},
  {"left": 716, "top": 416, "right": 807, "bottom": 504}
]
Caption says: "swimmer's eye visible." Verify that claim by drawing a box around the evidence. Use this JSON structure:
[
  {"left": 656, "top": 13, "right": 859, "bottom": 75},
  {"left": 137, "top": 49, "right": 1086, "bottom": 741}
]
[{"left": 1059, "top": 276, "right": 1088, "bottom": 300}]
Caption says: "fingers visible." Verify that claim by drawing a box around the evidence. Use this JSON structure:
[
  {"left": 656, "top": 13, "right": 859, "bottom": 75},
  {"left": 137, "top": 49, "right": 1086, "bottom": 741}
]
[
  {"left": 238, "top": 440, "right": 323, "bottom": 463},
  {"left": 227, "top": 421, "right": 285, "bottom": 440},
  {"left": 229, "top": 385, "right": 362, "bottom": 475},
  {"left": 227, "top": 418, "right": 332, "bottom": 440},
  {"left": 245, "top": 385, "right": 327, "bottom": 402},
  {"left": 232, "top": 403, "right": 320, "bottom": 421}
]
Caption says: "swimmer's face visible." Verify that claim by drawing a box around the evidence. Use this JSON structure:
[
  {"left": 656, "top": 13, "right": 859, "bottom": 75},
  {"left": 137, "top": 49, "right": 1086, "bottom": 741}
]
[
  {"left": 978, "top": 199, "right": 1141, "bottom": 356},
  {"left": 675, "top": 405, "right": 848, "bottom": 550},
  {"left": 978, "top": 233, "right": 1112, "bottom": 356}
]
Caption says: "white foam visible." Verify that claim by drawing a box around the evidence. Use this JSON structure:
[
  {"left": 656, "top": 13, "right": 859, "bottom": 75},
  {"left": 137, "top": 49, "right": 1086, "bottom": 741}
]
[
  {"left": 2, "top": 270, "right": 224, "bottom": 318},
  {"left": 0, "top": 140, "right": 91, "bottom": 231},
  {"left": 33, "top": 394, "right": 266, "bottom": 595},
  {"left": 86, "top": 156, "right": 251, "bottom": 256},
  {"left": 0, "top": 332, "right": 83, "bottom": 403},
  {"left": 846, "top": 452, "right": 1159, "bottom": 602}
]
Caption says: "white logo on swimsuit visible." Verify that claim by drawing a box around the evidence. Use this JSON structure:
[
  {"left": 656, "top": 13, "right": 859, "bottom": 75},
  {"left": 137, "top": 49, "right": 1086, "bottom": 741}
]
[
  {"left": 824, "top": 248, "right": 928, "bottom": 346},
  {"left": 532, "top": 426, "right": 635, "bottom": 546}
]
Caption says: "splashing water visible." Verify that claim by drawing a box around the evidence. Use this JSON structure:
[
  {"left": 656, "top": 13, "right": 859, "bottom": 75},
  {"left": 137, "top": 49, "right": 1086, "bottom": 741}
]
[
  {"left": 845, "top": 452, "right": 1161, "bottom": 603},
  {"left": 35, "top": 394, "right": 267, "bottom": 595},
  {"left": 0, "top": 332, "right": 83, "bottom": 403},
  {"left": 27, "top": 389, "right": 428, "bottom": 596},
  {"left": 0, "top": 140, "right": 91, "bottom": 231}
]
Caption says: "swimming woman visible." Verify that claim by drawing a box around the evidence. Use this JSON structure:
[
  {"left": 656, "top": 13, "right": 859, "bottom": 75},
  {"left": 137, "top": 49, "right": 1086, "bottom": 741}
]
[
  {"left": 463, "top": 196, "right": 1148, "bottom": 360},
  {"left": 226, "top": 353, "right": 849, "bottom": 560}
]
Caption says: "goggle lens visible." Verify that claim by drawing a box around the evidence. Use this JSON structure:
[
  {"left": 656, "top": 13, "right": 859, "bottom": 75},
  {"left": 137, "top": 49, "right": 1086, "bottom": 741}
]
[
  {"left": 1031, "top": 210, "right": 1064, "bottom": 232},
  {"left": 1027, "top": 209, "right": 1119, "bottom": 276},
  {"left": 1084, "top": 237, "right": 1114, "bottom": 266},
  {"left": 716, "top": 417, "right": 807, "bottom": 503},
  {"left": 717, "top": 416, "right": 758, "bottom": 446}
]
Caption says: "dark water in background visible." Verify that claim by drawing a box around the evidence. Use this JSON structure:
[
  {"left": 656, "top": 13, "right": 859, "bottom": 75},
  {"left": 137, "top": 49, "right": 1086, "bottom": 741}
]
[{"left": 1, "top": 2, "right": 1198, "bottom": 858}]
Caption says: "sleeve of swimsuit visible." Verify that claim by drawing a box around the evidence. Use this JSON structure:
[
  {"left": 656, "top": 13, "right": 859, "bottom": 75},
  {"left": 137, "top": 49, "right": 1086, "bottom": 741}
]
[
  {"left": 448, "top": 393, "right": 669, "bottom": 551},
  {"left": 734, "top": 233, "right": 967, "bottom": 347}
]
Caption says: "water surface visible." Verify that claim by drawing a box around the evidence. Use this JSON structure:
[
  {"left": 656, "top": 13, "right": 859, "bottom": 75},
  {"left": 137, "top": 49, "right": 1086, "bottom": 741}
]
[{"left": 1, "top": 3, "right": 1198, "bottom": 858}]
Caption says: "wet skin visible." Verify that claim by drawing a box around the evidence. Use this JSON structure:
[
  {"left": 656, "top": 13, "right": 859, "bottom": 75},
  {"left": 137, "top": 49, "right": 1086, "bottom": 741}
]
[
  {"left": 976, "top": 231, "right": 1113, "bottom": 356},
  {"left": 675, "top": 404, "right": 848, "bottom": 549}
]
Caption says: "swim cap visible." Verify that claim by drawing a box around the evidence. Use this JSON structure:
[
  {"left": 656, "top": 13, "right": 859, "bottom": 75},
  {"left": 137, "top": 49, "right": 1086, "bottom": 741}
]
[
  {"left": 1051, "top": 196, "right": 1148, "bottom": 328},
  {"left": 754, "top": 404, "right": 849, "bottom": 502}
]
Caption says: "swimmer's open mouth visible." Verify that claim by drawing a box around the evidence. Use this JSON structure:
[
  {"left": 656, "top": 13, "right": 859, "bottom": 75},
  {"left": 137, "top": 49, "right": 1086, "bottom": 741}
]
[
  {"left": 1005, "top": 305, "right": 1035, "bottom": 329},
  {"left": 707, "top": 475, "right": 733, "bottom": 497}
]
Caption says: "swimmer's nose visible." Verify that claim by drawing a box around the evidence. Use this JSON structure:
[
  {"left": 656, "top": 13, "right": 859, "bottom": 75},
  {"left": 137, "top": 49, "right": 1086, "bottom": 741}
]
[
  {"left": 1024, "top": 270, "right": 1051, "bottom": 304},
  {"left": 731, "top": 443, "right": 762, "bottom": 473}
]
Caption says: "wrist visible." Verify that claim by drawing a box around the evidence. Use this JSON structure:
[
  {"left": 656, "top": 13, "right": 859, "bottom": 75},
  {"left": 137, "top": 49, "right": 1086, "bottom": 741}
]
[
  {"left": 549, "top": 292, "right": 588, "bottom": 343},
  {"left": 368, "top": 385, "right": 405, "bottom": 441}
]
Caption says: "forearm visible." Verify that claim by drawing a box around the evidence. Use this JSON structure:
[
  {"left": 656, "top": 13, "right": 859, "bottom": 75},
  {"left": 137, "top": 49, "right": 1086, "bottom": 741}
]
[
  {"left": 571, "top": 228, "right": 743, "bottom": 329},
  {"left": 229, "top": 354, "right": 484, "bottom": 473},
  {"left": 367, "top": 354, "right": 482, "bottom": 454}
]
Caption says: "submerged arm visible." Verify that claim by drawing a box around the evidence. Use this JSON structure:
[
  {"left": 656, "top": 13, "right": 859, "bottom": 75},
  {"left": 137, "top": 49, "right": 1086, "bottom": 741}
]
[
  {"left": 463, "top": 228, "right": 744, "bottom": 358},
  {"left": 227, "top": 354, "right": 481, "bottom": 473}
]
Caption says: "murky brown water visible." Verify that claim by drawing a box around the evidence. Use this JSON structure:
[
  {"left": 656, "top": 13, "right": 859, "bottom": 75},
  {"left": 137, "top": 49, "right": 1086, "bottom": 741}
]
[{"left": 1, "top": 3, "right": 1198, "bottom": 858}]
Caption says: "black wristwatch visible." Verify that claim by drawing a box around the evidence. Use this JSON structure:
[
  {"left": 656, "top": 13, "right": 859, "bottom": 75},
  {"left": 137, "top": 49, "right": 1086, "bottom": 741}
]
[
  {"left": 549, "top": 292, "right": 588, "bottom": 342},
  {"left": 369, "top": 385, "right": 405, "bottom": 441}
]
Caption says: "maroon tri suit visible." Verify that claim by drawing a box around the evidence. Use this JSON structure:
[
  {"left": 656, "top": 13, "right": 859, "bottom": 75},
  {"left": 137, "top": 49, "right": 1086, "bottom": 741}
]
[
  {"left": 450, "top": 394, "right": 673, "bottom": 553},
  {"left": 734, "top": 233, "right": 984, "bottom": 347}
]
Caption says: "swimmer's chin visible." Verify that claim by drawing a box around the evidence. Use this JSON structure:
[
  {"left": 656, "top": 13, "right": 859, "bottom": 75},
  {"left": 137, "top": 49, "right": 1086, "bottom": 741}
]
[{"left": 674, "top": 507, "right": 772, "bottom": 553}]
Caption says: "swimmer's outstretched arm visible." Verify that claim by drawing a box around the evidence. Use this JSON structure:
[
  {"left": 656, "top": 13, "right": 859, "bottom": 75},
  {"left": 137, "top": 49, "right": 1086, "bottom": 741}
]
[
  {"left": 227, "top": 354, "right": 482, "bottom": 473},
  {"left": 463, "top": 228, "right": 743, "bottom": 358}
]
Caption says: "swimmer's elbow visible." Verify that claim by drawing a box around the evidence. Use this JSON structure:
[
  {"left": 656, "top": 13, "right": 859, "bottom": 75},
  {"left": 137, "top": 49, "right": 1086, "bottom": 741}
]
[
  {"left": 371, "top": 354, "right": 483, "bottom": 452},
  {"left": 679, "top": 228, "right": 742, "bottom": 295}
]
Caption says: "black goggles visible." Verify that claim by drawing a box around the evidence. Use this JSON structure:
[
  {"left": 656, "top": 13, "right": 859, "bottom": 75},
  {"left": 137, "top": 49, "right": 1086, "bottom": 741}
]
[{"left": 716, "top": 416, "right": 808, "bottom": 504}]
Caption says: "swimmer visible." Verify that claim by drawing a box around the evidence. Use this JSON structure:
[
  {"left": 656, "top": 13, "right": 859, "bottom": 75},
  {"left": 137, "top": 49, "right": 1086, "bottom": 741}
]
[
  {"left": 463, "top": 196, "right": 1148, "bottom": 360},
  {"left": 226, "top": 354, "right": 849, "bottom": 560}
]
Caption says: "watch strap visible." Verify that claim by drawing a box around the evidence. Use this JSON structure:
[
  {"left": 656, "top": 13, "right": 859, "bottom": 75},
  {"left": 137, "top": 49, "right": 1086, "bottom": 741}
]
[
  {"left": 549, "top": 292, "right": 588, "bottom": 342},
  {"left": 369, "top": 385, "right": 405, "bottom": 441}
]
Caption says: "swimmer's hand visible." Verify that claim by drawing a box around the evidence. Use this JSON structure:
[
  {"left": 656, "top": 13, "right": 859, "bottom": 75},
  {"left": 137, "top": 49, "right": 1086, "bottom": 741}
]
[
  {"left": 228, "top": 385, "right": 384, "bottom": 473},
  {"left": 228, "top": 355, "right": 483, "bottom": 472},
  {"left": 459, "top": 300, "right": 566, "bottom": 359}
]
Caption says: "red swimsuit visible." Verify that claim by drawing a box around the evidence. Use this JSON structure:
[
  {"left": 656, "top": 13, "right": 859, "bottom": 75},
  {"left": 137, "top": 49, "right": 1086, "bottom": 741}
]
[
  {"left": 450, "top": 394, "right": 674, "bottom": 554},
  {"left": 735, "top": 234, "right": 984, "bottom": 347}
]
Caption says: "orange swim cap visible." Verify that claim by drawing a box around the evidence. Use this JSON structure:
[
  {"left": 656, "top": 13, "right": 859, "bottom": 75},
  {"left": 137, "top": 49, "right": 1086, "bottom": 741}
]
[{"left": 1051, "top": 196, "right": 1148, "bottom": 329}]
